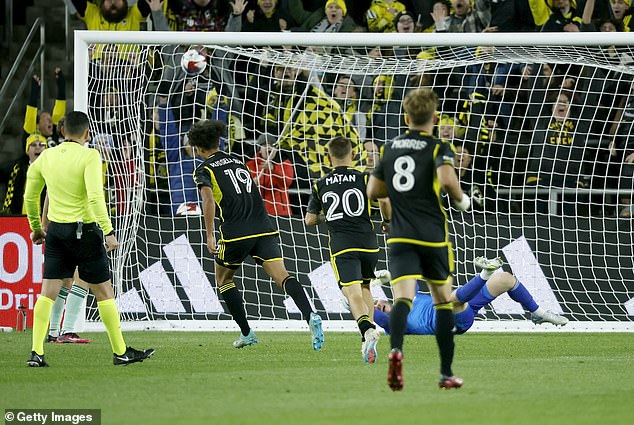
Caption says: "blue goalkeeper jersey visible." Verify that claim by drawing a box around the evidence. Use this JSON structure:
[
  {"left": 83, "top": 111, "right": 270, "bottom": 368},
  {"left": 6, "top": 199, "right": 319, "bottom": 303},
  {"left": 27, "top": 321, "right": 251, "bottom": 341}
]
[{"left": 375, "top": 293, "right": 436, "bottom": 335}]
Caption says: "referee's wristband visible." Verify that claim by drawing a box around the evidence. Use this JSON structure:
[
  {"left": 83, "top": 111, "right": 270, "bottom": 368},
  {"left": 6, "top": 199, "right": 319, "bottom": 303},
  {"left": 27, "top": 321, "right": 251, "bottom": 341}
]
[
  {"left": 105, "top": 230, "right": 114, "bottom": 236},
  {"left": 454, "top": 193, "right": 471, "bottom": 211}
]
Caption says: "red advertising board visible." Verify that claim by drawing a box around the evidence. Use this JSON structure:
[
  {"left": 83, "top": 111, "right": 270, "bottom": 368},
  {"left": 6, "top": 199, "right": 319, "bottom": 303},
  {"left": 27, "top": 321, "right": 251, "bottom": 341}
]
[{"left": 0, "top": 216, "right": 43, "bottom": 328}]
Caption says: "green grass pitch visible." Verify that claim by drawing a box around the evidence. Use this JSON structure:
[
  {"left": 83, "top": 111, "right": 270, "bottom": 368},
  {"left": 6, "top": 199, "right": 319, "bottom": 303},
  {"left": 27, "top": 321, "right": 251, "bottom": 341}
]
[{"left": 1, "top": 331, "right": 633, "bottom": 425}]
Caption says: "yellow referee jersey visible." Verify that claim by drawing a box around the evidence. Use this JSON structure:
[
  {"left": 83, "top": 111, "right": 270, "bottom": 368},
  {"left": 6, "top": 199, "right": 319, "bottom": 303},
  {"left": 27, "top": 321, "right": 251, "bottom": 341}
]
[{"left": 24, "top": 142, "right": 113, "bottom": 235}]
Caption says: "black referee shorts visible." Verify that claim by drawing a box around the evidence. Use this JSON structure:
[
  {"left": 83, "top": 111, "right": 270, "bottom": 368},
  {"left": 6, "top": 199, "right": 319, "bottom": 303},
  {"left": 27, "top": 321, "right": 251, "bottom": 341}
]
[
  {"left": 215, "top": 234, "right": 282, "bottom": 269},
  {"left": 44, "top": 222, "right": 111, "bottom": 284},
  {"left": 388, "top": 241, "right": 454, "bottom": 285},
  {"left": 331, "top": 250, "right": 379, "bottom": 288}
]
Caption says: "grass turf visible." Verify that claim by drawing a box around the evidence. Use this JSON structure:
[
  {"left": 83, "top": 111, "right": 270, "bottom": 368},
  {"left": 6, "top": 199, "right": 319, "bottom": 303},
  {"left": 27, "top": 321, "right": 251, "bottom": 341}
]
[{"left": 1, "top": 331, "right": 633, "bottom": 425}]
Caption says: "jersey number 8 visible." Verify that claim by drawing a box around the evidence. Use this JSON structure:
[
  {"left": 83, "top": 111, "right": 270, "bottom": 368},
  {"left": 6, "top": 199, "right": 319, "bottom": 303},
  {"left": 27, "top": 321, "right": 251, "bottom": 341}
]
[
  {"left": 393, "top": 155, "right": 416, "bottom": 192},
  {"left": 323, "top": 188, "right": 365, "bottom": 221}
]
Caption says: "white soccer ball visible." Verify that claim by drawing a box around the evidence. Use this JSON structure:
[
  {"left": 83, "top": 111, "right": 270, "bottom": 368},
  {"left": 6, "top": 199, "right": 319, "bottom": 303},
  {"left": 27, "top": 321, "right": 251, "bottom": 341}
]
[{"left": 180, "top": 49, "right": 207, "bottom": 76}]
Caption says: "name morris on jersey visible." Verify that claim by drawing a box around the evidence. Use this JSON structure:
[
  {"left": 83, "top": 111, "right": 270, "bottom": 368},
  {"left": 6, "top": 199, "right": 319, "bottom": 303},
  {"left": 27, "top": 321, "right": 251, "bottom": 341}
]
[
  {"left": 392, "top": 139, "right": 428, "bottom": 150},
  {"left": 325, "top": 173, "right": 357, "bottom": 185}
]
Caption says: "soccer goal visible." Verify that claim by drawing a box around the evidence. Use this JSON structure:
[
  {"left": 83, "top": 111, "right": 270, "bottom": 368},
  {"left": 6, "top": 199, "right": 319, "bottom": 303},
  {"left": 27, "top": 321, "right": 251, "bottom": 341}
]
[{"left": 74, "top": 30, "right": 634, "bottom": 332}]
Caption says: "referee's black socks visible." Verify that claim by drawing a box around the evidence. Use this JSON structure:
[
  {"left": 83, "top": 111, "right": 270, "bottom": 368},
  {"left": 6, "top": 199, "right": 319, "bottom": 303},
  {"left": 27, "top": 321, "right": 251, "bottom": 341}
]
[
  {"left": 283, "top": 276, "right": 313, "bottom": 321},
  {"left": 219, "top": 281, "right": 251, "bottom": 336},
  {"left": 390, "top": 298, "right": 412, "bottom": 351}
]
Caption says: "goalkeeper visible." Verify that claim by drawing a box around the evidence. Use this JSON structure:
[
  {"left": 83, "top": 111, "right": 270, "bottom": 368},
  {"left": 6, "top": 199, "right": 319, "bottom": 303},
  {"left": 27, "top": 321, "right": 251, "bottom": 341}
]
[{"left": 374, "top": 256, "right": 569, "bottom": 336}]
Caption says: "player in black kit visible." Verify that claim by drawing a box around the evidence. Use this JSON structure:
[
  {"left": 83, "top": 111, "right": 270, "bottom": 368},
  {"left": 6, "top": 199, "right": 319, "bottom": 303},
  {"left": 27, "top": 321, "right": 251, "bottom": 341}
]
[
  {"left": 305, "top": 136, "right": 385, "bottom": 364},
  {"left": 367, "top": 88, "right": 471, "bottom": 391},
  {"left": 189, "top": 120, "right": 324, "bottom": 350}
]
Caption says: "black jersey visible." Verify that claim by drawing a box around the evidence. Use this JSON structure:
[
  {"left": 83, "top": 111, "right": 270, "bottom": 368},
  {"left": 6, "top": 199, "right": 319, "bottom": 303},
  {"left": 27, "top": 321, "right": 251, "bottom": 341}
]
[
  {"left": 307, "top": 166, "right": 378, "bottom": 256},
  {"left": 373, "top": 130, "right": 455, "bottom": 244},
  {"left": 193, "top": 151, "right": 276, "bottom": 241}
]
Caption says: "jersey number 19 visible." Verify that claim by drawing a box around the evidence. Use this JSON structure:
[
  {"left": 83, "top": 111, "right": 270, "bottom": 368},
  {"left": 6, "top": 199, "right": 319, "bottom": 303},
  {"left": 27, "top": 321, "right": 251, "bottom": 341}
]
[{"left": 224, "top": 168, "right": 253, "bottom": 194}]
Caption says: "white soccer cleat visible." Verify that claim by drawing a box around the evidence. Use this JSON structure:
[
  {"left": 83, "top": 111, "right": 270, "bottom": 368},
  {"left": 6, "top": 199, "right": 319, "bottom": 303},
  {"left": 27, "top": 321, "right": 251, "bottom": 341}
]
[
  {"left": 361, "top": 328, "right": 380, "bottom": 364},
  {"left": 531, "top": 310, "right": 569, "bottom": 326},
  {"left": 473, "top": 256, "right": 504, "bottom": 272}
]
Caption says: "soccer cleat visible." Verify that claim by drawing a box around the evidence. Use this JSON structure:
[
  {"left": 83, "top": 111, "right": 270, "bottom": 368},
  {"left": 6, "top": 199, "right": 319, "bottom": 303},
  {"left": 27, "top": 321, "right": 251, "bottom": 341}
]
[
  {"left": 531, "top": 310, "right": 569, "bottom": 326},
  {"left": 309, "top": 312, "right": 324, "bottom": 351},
  {"left": 439, "top": 374, "right": 464, "bottom": 389},
  {"left": 474, "top": 256, "right": 504, "bottom": 271},
  {"left": 27, "top": 351, "right": 49, "bottom": 367},
  {"left": 56, "top": 332, "right": 91, "bottom": 344},
  {"left": 46, "top": 334, "right": 58, "bottom": 343},
  {"left": 113, "top": 346, "right": 155, "bottom": 366},
  {"left": 387, "top": 348, "right": 404, "bottom": 391},
  {"left": 232, "top": 330, "right": 259, "bottom": 348},
  {"left": 362, "top": 328, "right": 380, "bottom": 364}
]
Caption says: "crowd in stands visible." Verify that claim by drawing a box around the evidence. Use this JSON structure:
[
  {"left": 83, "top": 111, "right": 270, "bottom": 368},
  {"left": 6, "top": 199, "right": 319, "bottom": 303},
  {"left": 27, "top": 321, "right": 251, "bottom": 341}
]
[{"left": 4, "top": 0, "right": 634, "bottom": 219}]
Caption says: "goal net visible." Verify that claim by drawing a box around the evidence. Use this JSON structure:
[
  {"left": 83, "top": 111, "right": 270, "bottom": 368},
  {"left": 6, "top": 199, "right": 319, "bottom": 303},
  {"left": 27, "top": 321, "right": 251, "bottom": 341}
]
[{"left": 74, "top": 31, "right": 634, "bottom": 332}]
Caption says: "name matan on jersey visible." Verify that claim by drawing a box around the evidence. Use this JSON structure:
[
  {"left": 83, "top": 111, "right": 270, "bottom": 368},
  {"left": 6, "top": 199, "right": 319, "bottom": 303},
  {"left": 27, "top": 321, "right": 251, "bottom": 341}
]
[
  {"left": 392, "top": 139, "right": 428, "bottom": 150},
  {"left": 325, "top": 173, "right": 357, "bottom": 185}
]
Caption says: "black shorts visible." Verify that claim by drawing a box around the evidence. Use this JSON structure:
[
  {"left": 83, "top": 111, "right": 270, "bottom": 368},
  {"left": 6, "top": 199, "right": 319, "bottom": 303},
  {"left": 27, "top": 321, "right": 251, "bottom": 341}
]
[
  {"left": 44, "top": 221, "right": 110, "bottom": 284},
  {"left": 388, "top": 241, "right": 453, "bottom": 285},
  {"left": 331, "top": 250, "right": 379, "bottom": 287},
  {"left": 215, "top": 234, "right": 282, "bottom": 269}
]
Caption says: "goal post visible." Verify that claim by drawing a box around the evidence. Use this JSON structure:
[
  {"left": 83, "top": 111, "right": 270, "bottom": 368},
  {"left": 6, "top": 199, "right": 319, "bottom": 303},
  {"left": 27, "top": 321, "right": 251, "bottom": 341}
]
[{"left": 74, "top": 30, "right": 634, "bottom": 332}]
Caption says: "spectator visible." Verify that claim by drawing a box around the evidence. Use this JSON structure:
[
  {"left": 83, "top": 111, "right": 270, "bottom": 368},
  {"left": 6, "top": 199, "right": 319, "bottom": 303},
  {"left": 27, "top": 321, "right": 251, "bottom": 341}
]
[
  {"left": 541, "top": 0, "right": 582, "bottom": 32},
  {"left": 610, "top": 0, "right": 632, "bottom": 31},
  {"left": 265, "top": 65, "right": 364, "bottom": 180},
  {"left": 23, "top": 69, "right": 66, "bottom": 150},
  {"left": 70, "top": 0, "right": 154, "bottom": 30},
  {"left": 246, "top": 133, "right": 294, "bottom": 216},
  {"left": 366, "top": 74, "right": 406, "bottom": 146},
  {"left": 204, "top": 87, "right": 246, "bottom": 156},
  {"left": 331, "top": 75, "right": 368, "bottom": 141},
  {"left": 525, "top": 90, "right": 590, "bottom": 213},
  {"left": 288, "top": 0, "right": 361, "bottom": 32},
  {"left": 366, "top": 0, "right": 407, "bottom": 32},
  {"left": 157, "top": 96, "right": 201, "bottom": 215},
  {"left": 363, "top": 139, "right": 380, "bottom": 174},
  {"left": 1, "top": 134, "right": 47, "bottom": 215},
  {"left": 168, "top": 0, "right": 232, "bottom": 31},
  {"left": 228, "top": 0, "right": 289, "bottom": 31},
  {"left": 432, "top": 0, "right": 494, "bottom": 33}
]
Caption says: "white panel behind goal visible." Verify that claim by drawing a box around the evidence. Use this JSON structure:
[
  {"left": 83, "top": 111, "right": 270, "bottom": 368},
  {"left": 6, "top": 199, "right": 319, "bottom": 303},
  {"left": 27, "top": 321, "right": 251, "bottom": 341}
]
[{"left": 74, "top": 32, "right": 634, "bottom": 331}]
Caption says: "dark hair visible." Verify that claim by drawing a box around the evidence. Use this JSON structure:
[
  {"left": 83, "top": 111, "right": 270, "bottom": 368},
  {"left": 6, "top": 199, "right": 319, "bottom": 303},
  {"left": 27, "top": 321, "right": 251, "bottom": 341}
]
[
  {"left": 187, "top": 119, "right": 226, "bottom": 150},
  {"left": 63, "top": 111, "right": 90, "bottom": 137},
  {"left": 327, "top": 136, "right": 352, "bottom": 160}
]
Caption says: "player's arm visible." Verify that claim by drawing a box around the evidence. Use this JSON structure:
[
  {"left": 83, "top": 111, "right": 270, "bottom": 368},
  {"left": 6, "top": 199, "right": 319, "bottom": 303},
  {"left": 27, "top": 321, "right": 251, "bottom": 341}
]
[
  {"left": 199, "top": 185, "right": 218, "bottom": 254},
  {"left": 24, "top": 158, "right": 46, "bottom": 243},
  {"left": 367, "top": 175, "right": 388, "bottom": 200},
  {"left": 378, "top": 197, "right": 392, "bottom": 233},
  {"left": 304, "top": 182, "right": 324, "bottom": 226},
  {"left": 437, "top": 164, "right": 470, "bottom": 211}
]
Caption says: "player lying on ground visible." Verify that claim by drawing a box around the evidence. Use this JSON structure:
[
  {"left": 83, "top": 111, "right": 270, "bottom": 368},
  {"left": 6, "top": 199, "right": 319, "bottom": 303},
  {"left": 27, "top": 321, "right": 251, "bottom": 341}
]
[{"left": 374, "top": 256, "right": 569, "bottom": 339}]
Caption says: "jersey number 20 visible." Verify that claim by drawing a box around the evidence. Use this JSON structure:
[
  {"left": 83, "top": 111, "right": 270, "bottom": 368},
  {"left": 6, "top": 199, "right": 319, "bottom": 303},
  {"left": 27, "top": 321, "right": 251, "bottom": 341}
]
[{"left": 323, "top": 188, "right": 365, "bottom": 221}]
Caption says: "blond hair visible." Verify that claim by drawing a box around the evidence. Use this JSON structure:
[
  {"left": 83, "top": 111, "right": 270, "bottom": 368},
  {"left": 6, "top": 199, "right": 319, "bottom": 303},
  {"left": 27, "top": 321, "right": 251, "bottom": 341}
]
[{"left": 403, "top": 88, "right": 438, "bottom": 127}]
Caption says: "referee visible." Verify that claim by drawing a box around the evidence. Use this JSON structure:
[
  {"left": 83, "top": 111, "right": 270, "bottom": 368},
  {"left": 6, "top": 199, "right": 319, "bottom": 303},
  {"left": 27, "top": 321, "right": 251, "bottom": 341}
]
[{"left": 24, "top": 111, "right": 154, "bottom": 367}]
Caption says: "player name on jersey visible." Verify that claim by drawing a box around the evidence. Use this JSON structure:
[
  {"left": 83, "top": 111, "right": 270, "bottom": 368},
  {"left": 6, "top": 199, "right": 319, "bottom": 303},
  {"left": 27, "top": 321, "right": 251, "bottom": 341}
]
[
  {"left": 391, "top": 139, "right": 428, "bottom": 150},
  {"left": 325, "top": 173, "right": 357, "bottom": 185},
  {"left": 207, "top": 157, "right": 242, "bottom": 168}
]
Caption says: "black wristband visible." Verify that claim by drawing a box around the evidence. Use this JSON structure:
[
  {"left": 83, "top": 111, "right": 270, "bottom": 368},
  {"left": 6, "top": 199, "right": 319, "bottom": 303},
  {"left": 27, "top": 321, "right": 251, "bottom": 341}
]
[{"left": 105, "top": 230, "right": 114, "bottom": 236}]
